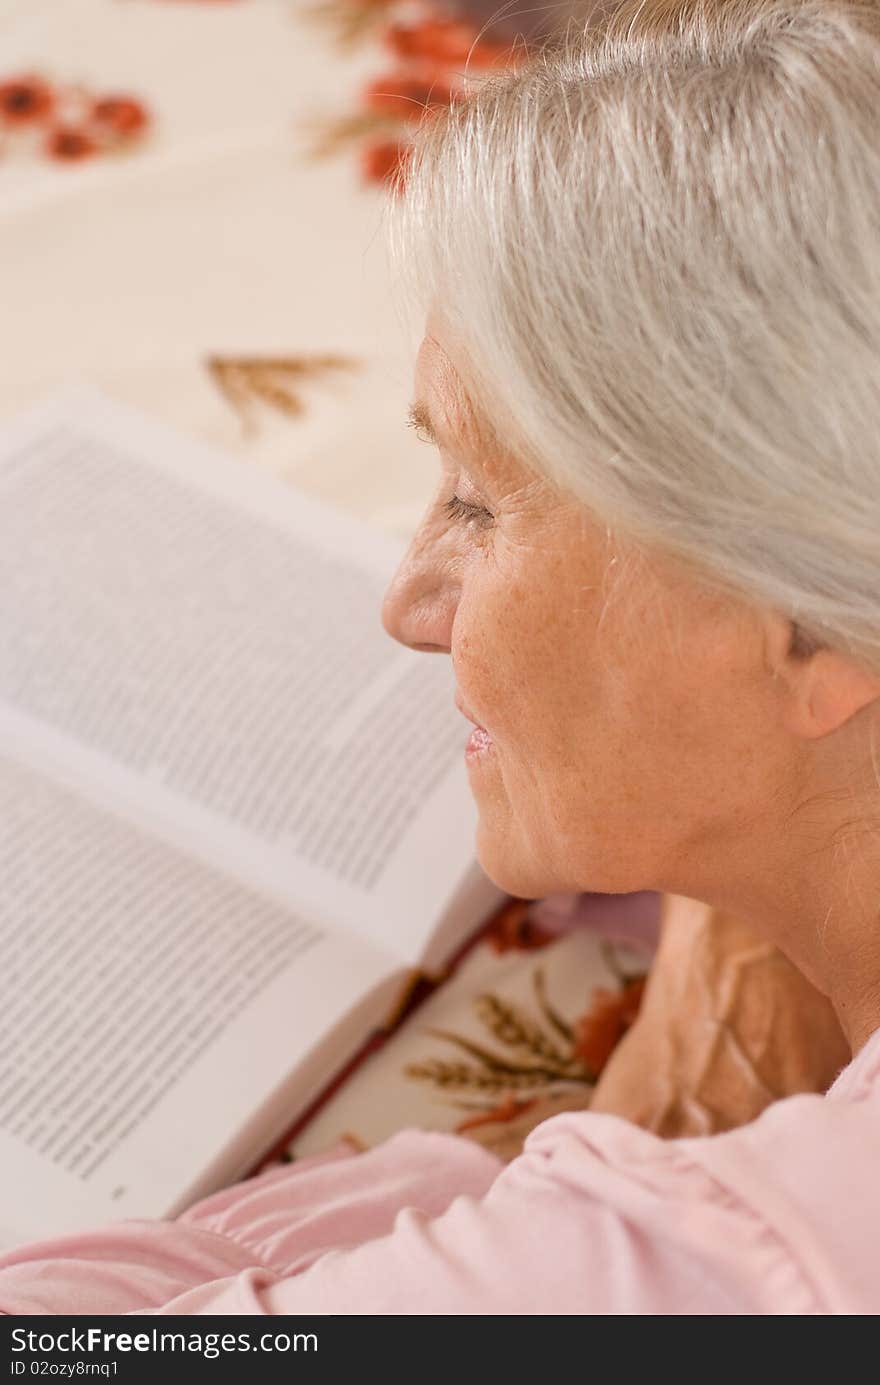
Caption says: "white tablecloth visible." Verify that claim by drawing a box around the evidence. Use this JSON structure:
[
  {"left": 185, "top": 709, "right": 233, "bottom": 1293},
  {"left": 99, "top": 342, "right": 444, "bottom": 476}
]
[{"left": 0, "top": 0, "right": 432, "bottom": 539}]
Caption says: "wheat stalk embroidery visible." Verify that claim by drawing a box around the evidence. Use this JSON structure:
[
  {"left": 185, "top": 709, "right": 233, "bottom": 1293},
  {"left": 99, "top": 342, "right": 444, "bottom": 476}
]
[
  {"left": 206, "top": 354, "right": 360, "bottom": 433},
  {"left": 405, "top": 966, "right": 598, "bottom": 1098},
  {"left": 405, "top": 948, "right": 648, "bottom": 1114}
]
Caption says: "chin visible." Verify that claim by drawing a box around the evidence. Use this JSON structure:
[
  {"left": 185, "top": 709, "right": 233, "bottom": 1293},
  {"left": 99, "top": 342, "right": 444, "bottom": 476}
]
[
  {"left": 474, "top": 825, "right": 569, "bottom": 901},
  {"left": 475, "top": 819, "right": 657, "bottom": 900}
]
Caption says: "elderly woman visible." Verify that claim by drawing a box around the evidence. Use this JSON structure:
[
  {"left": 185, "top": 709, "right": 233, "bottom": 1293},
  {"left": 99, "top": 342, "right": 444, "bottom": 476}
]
[{"left": 3, "top": 0, "right": 879, "bottom": 1315}]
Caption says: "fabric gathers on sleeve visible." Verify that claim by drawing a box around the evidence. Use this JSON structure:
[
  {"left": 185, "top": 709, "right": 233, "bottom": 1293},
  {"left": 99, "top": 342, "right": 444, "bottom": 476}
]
[
  {"left": 0, "top": 1135, "right": 501, "bottom": 1317},
  {"left": 132, "top": 1112, "right": 821, "bottom": 1316}
]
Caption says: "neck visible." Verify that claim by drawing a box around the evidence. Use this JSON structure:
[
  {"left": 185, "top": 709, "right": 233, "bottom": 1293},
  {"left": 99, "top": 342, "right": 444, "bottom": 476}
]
[
  {"left": 829, "top": 966, "right": 880, "bottom": 1056},
  {"left": 667, "top": 814, "right": 880, "bottom": 1060},
  {"left": 779, "top": 828, "right": 880, "bottom": 1056}
]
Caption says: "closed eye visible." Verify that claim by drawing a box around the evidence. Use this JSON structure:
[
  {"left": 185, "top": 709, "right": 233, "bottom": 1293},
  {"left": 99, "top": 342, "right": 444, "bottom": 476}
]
[{"left": 442, "top": 494, "right": 494, "bottom": 526}]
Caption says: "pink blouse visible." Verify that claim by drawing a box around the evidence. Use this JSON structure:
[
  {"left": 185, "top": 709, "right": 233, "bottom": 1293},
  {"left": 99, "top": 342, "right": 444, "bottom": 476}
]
[{"left": 2, "top": 1024, "right": 879, "bottom": 1315}]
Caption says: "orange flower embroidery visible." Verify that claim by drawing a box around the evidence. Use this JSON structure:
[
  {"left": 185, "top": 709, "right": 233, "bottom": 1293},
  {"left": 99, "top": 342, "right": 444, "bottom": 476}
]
[
  {"left": 383, "top": 18, "right": 522, "bottom": 70},
  {"left": 571, "top": 977, "right": 647, "bottom": 1074},
  {"left": 360, "top": 137, "right": 413, "bottom": 190},
  {"left": 306, "top": 2, "right": 531, "bottom": 191},
  {"left": 455, "top": 1095, "right": 537, "bottom": 1134},
  {"left": 484, "top": 898, "right": 559, "bottom": 955},
  {"left": 362, "top": 71, "right": 456, "bottom": 119}
]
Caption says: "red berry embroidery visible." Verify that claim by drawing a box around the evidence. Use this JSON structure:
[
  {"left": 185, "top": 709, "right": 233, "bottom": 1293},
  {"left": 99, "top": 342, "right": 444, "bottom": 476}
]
[
  {"left": 46, "top": 126, "right": 100, "bottom": 162},
  {"left": 0, "top": 75, "right": 55, "bottom": 126},
  {"left": 90, "top": 95, "right": 150, "bottom": 139}
]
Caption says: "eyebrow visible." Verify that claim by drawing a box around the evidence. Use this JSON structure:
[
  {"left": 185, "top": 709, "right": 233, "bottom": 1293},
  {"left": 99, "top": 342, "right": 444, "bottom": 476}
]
[
  {"left": 407, "top": 393, "right": 503, "bottom": 461},
  {"left": 406, "top": 401, "right": 440, "bottom": 445}
]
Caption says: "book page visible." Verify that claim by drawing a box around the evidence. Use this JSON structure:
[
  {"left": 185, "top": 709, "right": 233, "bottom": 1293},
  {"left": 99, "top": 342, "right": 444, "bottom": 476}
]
[
  {"left": 0, "top": 389, "right": 503, "bottom": 966},
  {"left": 0, "top": 750, "right": 396, "bottom": 1249}
]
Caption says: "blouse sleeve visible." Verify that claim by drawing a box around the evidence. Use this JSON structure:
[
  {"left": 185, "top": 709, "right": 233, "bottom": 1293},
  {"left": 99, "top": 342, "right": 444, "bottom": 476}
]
[
  {"left": 3, "top": 1098, "right": 850, "bottom": 1317},
  {"left": 0, "top": 1133, "right": 502, "bottom": 1316},
  {"left": 131, "top": 1111, "right": 821, "bottom": 1316}
]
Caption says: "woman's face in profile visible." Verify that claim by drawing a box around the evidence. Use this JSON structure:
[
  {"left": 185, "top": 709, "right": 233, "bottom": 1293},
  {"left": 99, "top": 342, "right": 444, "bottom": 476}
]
[{"left": 381, "top": 311, "right": 795, "bottom": 904}]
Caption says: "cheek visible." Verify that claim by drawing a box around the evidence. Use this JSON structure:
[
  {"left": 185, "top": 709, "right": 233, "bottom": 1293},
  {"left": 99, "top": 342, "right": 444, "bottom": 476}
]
[
  {"left": 585, "top": 621, "right": 778, "bottom": 841},
  {"left": 457, "top": 528, "right": 736, "bottom": 788},
  {"left": 472, "top": 564, "right": 682, "bottom": 806},
  {"left": 456, "top": 553, "right": 601, "bottom": 750},
  {"left": 452, "top": 589, "right": 521, "bottom": 731}
]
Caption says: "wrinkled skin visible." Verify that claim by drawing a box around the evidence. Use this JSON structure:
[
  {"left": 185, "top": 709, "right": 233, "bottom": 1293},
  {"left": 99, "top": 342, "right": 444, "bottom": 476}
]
[{"left": 381, "top": 307, "right": 880, "bottom": 1141}]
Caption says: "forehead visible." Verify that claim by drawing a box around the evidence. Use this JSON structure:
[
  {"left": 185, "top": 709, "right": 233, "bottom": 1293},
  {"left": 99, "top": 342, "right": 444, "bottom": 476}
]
[
  {"left": 414, "top": 334, "right": 482, "bottom": 446},
  {"left": 413, "top": 332, "right": 519, "bottom": 483},
  {"left": 411, "top": 322, "right": 552, "bottom": 500}
]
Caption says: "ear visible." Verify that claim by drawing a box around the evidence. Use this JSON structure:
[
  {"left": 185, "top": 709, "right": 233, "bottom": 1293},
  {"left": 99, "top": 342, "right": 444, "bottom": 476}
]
[{"left": 764, "top": 612, "right": 880, "bottom": 740}]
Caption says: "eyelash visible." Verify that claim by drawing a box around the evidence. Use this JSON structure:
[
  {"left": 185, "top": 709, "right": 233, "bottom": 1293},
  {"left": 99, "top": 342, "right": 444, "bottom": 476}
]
[{"left": 442, "top": 494, "right": 494, "bottom": 527}]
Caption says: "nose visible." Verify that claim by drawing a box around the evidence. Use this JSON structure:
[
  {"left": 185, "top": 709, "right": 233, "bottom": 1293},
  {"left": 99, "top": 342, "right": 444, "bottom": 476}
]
[{"left": 380, "top": 514, "right": 460, "bottom": 654}]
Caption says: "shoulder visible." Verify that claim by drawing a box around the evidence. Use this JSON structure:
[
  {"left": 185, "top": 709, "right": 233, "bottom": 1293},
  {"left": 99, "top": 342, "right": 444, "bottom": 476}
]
[{"left": 516, "top": 1026, "right": 880, "bottom": 1314}]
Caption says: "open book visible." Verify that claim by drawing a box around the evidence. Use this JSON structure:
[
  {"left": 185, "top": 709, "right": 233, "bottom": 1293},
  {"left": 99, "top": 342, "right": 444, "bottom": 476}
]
[{"left": 0, "top": 388, "right": 507, "bottom": 1251}]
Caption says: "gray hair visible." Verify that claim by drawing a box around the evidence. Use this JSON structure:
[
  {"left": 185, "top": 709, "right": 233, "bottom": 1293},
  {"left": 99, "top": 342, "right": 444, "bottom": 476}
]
[{"left": 384, "top": 0, "right": 880, "bottom": 671}]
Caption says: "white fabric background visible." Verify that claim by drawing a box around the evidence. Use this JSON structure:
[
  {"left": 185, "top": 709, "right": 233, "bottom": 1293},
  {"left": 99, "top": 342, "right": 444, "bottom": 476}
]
[{"left": 0, "top": 0, "right": 435, "bottom": 538}]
